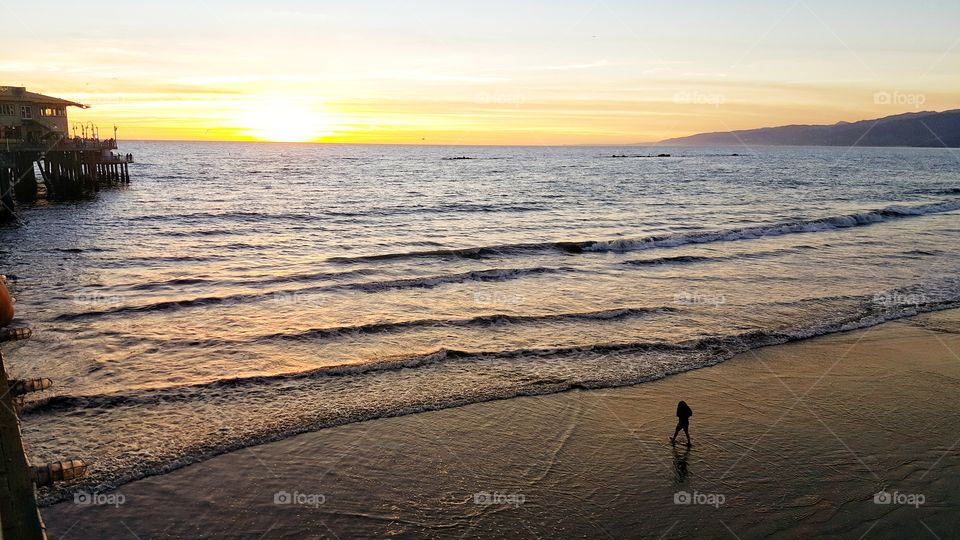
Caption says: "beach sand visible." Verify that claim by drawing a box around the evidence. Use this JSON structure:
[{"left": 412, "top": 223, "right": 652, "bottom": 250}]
[{"left": 42, "top": 310, "right": 960, "bottom": 539}]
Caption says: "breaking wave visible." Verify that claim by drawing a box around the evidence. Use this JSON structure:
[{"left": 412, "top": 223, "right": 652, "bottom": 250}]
[{"left": 327, "top": 200, "right": 960, "bottom": 263}]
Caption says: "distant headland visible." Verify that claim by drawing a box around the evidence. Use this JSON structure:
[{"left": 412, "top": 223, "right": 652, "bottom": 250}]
[{"left": 659, "top": 109, "right": 960, "bottom": 148}]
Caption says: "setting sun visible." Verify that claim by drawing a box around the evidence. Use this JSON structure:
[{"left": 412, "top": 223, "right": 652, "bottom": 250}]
[{"left": 240, "top": 96, "right": 336, "bottom": 142}]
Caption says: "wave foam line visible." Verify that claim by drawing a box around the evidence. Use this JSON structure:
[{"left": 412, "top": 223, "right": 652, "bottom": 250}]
[
  {"left": 259, "top": 306, "right": 673, "bottom": 343},
  {"left": 24, "top": 295, "right": 960, "bottom": 416},
  {"left": 327, "top": 200, "right": 960, "bottom": 264},
  {"left": 54, "top": 266, "right": 567, "bottom": 321}
]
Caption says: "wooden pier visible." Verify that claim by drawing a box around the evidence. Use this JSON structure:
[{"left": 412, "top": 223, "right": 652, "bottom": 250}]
[
  {"left": 0, "top": 351, "right": 48, "bottom": 540},
  {"left": 1, "top": 86, "right": 133, "bottom": 221},
  {"left": 22, "top": 138, "right": 132, "bottom": 200},
  {"left": 0, "top": 275, "right": 88, "bottom": 540}
]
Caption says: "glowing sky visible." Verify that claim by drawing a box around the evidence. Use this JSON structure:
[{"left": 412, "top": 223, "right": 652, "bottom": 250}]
[{"left": 4, "top": 0, "right": 959, "bottom": 144}]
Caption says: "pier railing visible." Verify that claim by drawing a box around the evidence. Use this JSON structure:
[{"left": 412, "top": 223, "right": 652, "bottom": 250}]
[{"left": 6, "top": 137, "right": 118, "bottom": 154}]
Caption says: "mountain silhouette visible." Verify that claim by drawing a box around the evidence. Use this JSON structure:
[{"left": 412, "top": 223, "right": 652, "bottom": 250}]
[{"left": 660, "top": 110, "right": 960, "bottom": 147}]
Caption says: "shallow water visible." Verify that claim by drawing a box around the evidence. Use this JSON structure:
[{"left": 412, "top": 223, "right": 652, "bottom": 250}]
[
  {"left": 0, "top": 142, "right": 958, "bottom": 501},
  {"left": 40, "top": 313, "right": 960, "bottom": 539}
]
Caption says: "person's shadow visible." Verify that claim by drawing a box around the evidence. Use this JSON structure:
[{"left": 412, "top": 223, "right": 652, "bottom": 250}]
[{"left": 673, "top": 445, "right": 690, "bottom": 483}]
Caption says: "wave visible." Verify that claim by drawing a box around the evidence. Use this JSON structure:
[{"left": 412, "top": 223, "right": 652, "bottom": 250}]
[
  {"left": 26, "top": 293, "right": 960, "bottom": 417},
  {"left": 206, "top": 306, "right": 677, "bottom": 346},
  {"left": 911, "top": 187, "right": 960, "bottom": 196},
  {"left": 624, "top": 255, "right": 720, "bottom": 265},
  {"left": 323, "top": 202, "right": 546, "bottom": 218},
  {"left": 623, "top": 246, "right": 821, "bottom": 266},
  {"left": 29, "top": 292, "right": 960, "bottom": 506},
  {"left": 326, "top": 200, "right": 960, "bottom": 264},
  {"left": 128, "top": 210, "right": 316, "bottom": 224},
  {"left": 127, "top": 268, "right": 377, "bottom": 292},
  {"left": 53, "top": 266, "right": 567, "bottom": 321},
  {"left": 51, "top": 305, "right": 677, "bottom": 359}
]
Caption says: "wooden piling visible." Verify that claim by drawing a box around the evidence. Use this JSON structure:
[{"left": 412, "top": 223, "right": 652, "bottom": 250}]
[
  {"left": 0, "top": 351, "right": 47, "bottom": 540},
  {"left": 13, "top": 153, "right": 38, "bottom": 203},
  {"left": 0, "top": 165, "right": 14, "bottom": 222}
]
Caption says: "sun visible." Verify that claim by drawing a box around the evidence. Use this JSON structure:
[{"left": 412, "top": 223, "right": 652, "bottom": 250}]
[{"left": 240, "top": 96, "right": 335, "bottom": 142}]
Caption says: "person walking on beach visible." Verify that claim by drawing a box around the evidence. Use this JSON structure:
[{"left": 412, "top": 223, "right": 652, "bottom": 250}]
[{"left": 670, "top": 400, "right": 693, "bottom": 446}]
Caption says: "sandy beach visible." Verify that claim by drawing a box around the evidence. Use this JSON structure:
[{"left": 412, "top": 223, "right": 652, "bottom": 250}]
[{"left": 38, "top": 309, "right": 960, "bottom": 539}]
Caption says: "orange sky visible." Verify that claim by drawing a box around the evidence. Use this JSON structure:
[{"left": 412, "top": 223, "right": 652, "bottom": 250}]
[{"left": 5, "top": 1, "right": 959, "bottom": 144}]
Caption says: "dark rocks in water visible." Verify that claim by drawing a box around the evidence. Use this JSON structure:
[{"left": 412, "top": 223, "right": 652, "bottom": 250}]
[
  {"left": 657, "top": 153, "right": 671, "bottom": 157},
  {"left": 442, "top": 156, "right": 474, "bottom": 160}
]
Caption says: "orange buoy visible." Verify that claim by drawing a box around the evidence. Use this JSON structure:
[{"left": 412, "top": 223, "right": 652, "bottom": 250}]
[{"left": 0, "top": 275, "right": 14, "bottom": 327}]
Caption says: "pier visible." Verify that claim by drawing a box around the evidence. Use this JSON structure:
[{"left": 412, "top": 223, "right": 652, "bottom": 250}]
[
  {"left": 0, "top": 276, "right": 87, "bottom": 540},
  {"left": 1, "top": 86, "right": 133, "bottom": 222}
]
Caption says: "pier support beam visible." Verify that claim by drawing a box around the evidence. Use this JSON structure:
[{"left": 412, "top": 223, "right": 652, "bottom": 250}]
[
  {"left": 0, "top": 352, "right": 47, "bottom": 539},
  {"left": 0, "top": 165, "right": 15, "bottom": 222},
  {"left": 14, "top": 153, "right": 38, "bottom": 203}
]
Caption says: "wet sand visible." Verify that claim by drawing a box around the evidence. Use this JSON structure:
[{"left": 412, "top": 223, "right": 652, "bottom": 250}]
[{"left": 43, "top": 310, "right": 960, "bottom": 539}]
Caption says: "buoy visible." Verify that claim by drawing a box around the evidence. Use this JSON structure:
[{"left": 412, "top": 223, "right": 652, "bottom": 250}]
[
  {"left": 0, "top": 325, "right": 31, "bottom": 342},
  {"left": 33, "top": 459, "right": 88, "bottom": 487},
  {"left": 10, "top": 378, "right": 52, "bottom": 396},
  {"left": 0, "top": 275, "right": 14, "bottom": 327}
]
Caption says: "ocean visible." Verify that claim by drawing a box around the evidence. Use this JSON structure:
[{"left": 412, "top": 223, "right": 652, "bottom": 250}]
[{"left": 1, "top": 142, "right": 958, "bottom": 502}]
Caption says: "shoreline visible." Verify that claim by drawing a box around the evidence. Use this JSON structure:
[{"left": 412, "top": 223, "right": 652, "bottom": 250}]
[
  {"left": 41, "top": 308, "right": 960, "bottom": 538},
  {"left": 28, "top": 300, "right": 960, "bottom": 507}
]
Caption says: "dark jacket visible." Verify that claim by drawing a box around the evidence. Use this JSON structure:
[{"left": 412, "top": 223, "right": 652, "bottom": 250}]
[{"left": 676, "top": 401, "right": 693, "bottom": 419}]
